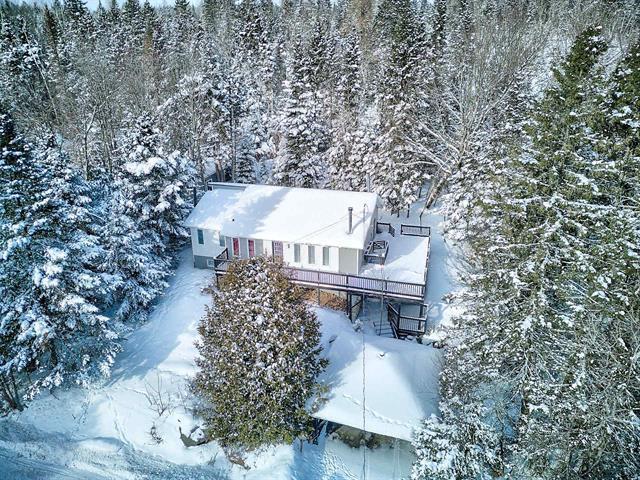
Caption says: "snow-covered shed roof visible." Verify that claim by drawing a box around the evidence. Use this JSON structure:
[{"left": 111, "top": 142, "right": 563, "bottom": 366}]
[
  {"left": 184, "top": 183, "right": 379, "bottom": 250},
  {"left": 314, "top": 310, "right": 440, "bottom": 442}
]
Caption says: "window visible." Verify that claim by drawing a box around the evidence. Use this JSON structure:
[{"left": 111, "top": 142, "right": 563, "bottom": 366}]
[
  {"left": 323, "top": 246, "right": 330, "bottom": 266},
  {"left": 206, "top": 259, "right": 215, "bottom": 268},
  {"left": 308, "top": 245, "right": 315, "bottom": 264},
  {"left": 248, "top": 239, "right": 255, "bottom": 257},
  {"left": 232, "top": 238, "right": 240, "bottom": 257},
  {"left": 219, "top": 236, "right": 225, "bottom": 247},
  {"left": 197, "top": 229, "right": 204, "bottom": 245},
  {"left": 294, "top": 244, "right": 300, "bottom": 262}
]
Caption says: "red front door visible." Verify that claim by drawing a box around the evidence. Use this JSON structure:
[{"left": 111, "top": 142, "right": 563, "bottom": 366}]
[
  {"left": 272, "top": 241, "right": 283, "bottom": 258},
  {"left": 232, "top": 238, "right": 240, "bottom": 257}
]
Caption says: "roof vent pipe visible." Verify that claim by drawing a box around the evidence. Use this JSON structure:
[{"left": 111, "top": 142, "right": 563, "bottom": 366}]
[{"left": 348, "top": 207, "right": 353, "bottom": 234}]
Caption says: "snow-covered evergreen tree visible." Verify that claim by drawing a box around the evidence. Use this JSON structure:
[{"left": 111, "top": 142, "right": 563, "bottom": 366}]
[
  {"left": 328, "top": 30, "right": 369, "bottom": 191},
  {"left": 116, "top": 113, "right": 194, "bottom": 247},
  {"left": 0, "top": 113, "right": 119, "bottom": 412},
  {"left": 193, "top": 256, "right": 326, "bottom": 450},
  {"left": 413, "top": 27, "right": 640, "bottom": 479},
  {"left": 98, "top": 187, "right": 170, "bottom": 323},
  {"left": 273, "top": 37, "right": 329, "bottom": 188},
  {"left": 371, "top": 0, "right": 427, "bottom": 211}
]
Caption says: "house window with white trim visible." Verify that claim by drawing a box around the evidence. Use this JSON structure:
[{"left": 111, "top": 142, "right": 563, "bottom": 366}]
[
  {"left": 206, "top": 259, "right": 215, "bottom": 268},
  {"left": 323, "top": 246, "right": 330, "bottom": 266},
  {"left": 219, "top": 236, "right": 225, "bottom": 247},
  {"left": 294, "top": 244, "right": 300, "bottom": 262},
  {"left": 197, "top": 229, "right": 204, "bottom": 245},
  {"left": 308, "top": 245, "right": 315, "bottom": 264},
  {"left": 248, "top": 239, "right": 255, "bottom": 257}
]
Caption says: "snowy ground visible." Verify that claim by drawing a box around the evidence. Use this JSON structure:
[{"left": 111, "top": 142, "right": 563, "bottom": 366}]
[
  {"left": 315, "top": 310, "right": 440, "bottom": 442},
  {"left": 0, "top": 199, "right": 460, "bottom": 480}
]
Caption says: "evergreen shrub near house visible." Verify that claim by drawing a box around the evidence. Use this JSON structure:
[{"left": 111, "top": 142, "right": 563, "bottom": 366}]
[{"left": 193, "top": 256, "right": 327, "bottom": 451}]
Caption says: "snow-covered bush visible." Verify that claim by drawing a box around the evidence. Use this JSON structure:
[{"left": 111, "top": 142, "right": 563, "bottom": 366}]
[{"left": 193, "top": 256, "right": 327, "bottom": 451}]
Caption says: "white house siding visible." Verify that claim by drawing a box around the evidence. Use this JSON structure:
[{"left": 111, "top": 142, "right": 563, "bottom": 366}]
[
  {"left": 282, "top": 242, "right": 340, "bottom": 272},
  {"left": 254, "top": 239, "right": 263, "bottom": 257},
  {"left": 339, "top": 247, "right": 361, "bottom": 275},
  {"left": 192, "top": 231, "right": 353, "bottom": 274},
  {"left": 191, "top": 227, "right": 221, "bottom": 258},
  {"left": 191, "top": 228, "right": 226, "bottom": 268},
  {"left": 239, "top": 238, "right": 249, "bottom": 258},
  {"left": 368, "top": 205, "right": 379, "bottom": 242}
]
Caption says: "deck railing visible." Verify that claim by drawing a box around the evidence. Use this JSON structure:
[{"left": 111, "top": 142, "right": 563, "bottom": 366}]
[
  {"left": 376, "top": 221, "right": 395, "bottom": 237},
  {"left": 387, "top": 303, "right": 428, "bottom": 338},
  {"left": 213, "top": 248, "right": 230, "bottom": 270},
  {"left": 400, "top": 224, "right": 431, "bottom": 237},
  {"left": 283, "top": 267, "right": 425, "bottom": 300},
  {"left": 212, "top": 252, "right": 425, "bottom": 301}
]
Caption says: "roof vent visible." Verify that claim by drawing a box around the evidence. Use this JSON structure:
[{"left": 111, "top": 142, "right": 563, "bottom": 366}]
[{"left": 348, "top": 207, "right": 353, "bottom": 234}]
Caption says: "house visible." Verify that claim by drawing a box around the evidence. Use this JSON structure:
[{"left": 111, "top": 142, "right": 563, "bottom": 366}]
[
  {"left": 185, "top": 182, "right": 378, "bottom": 273},
  {"left": 185, "top": 182, "right": 431, "bottom": 337}
]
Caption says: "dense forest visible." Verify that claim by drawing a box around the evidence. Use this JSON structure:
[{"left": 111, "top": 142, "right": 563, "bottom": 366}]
[{"left": 1, "top": 0, "right": 639, "bottom": 478}]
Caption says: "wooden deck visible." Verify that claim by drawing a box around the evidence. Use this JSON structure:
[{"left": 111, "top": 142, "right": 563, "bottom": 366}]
[
  {"left": 212, "top": 248, "right": 426, "bottom": 301},
  {"left": 212, "top": 222, "right": 431, "bottom": 303}
]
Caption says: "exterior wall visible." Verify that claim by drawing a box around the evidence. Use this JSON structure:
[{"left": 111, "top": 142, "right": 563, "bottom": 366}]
[
  {"left": 191, "top": 228, "right": 360, "bottom": 275},
  {"left": 194, "top": 254, "right": 215, "bottom": 269},
  {"left": 191, "top": 227, "right": 222, "bottom": 258},
  {"left": 367, "top": 204, "right": 379, "bottom": 242},
  {"left": 338, "top": 248, "right": 361, "bottom": 275},
  {"left": 282, "top": 242, "right": 340, "bottom": 272},
  {"left": 225, "top": 236, "right": 234, "bottom": 256}
]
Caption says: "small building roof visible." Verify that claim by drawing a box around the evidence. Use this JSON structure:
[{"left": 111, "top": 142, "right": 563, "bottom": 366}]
[
  {"left": 184, "top": 183, "right": 379, "bottom": 250},
  {"left": 314, "top": 310, "right": 441, "bottom": 442}
]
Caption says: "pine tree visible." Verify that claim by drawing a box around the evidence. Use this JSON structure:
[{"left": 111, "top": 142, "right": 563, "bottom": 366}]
[{"left": 193, "top": 256, "right": 326, "bottom": 451}]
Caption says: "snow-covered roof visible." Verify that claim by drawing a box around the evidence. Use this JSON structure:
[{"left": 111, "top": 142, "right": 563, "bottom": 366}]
[
  {"left": 184, "top": 183, "right": 379, "bottom": 250},
  {"left": 314, "top": 310, "right": 440, "bottom": 442}
]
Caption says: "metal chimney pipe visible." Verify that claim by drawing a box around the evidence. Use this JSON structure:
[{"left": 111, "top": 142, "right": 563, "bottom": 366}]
[{"left": 348, "top": 207, "right": 353, "bottom": 234}]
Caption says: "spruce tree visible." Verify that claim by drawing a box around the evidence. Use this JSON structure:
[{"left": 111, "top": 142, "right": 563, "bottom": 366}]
[
  {"left": 193, "top": 257, "right": 326, "bottom": 451},
  {"left": 99, "top": 188, "right": 170, "bottom": 323},
  {"left": 116, "top": 113, "right": 194, "bottom": 247},
  {"left": 0, "top": 114, "right": 119, "bottom": 412},
  {"left": 274, "top": 37, "right": 329, "bottom": 188},
  {"left": 412, "top": 26, "right": 640, "bottom": 479},
  {"left": 372, "top": 0, "right": 427, "bottom": 211}
]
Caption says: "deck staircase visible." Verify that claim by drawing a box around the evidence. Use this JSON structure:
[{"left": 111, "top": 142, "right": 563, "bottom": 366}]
[
  {"left": 360, "top": 299, "right": 429, "bottom": 339},
  {"left": 372, "top": 317, "right": 396, "bottom": 338}
]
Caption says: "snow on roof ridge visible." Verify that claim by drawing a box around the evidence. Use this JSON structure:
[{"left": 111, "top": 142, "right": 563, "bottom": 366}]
[
  {"left": 209, "top": 181, "right": 378, "bottom": 198},
  {"left": 187, "top": 183, "right": 379, "bottom": 250}
]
